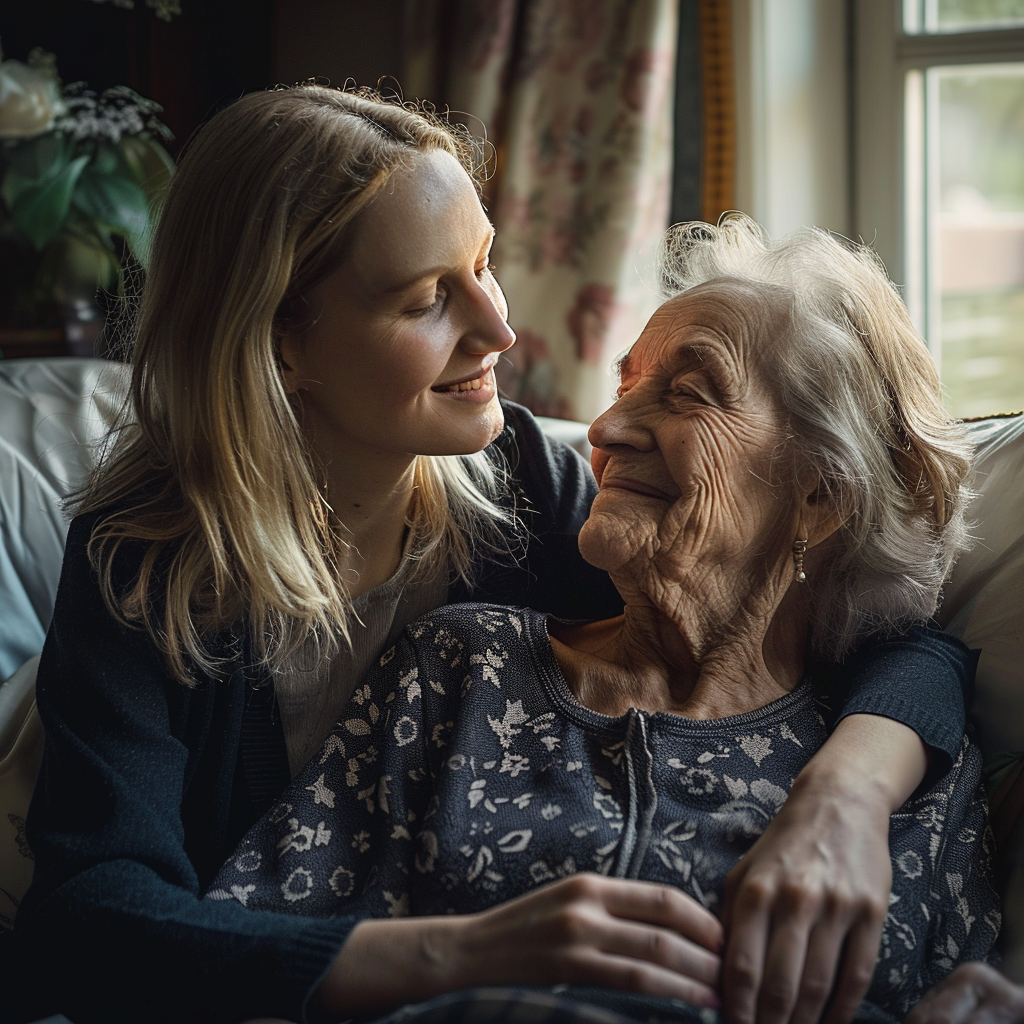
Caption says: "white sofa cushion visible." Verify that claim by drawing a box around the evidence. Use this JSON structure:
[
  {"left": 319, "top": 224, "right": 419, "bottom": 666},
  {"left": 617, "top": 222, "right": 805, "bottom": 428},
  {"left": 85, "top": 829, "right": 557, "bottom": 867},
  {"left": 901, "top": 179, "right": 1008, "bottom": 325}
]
[
  {"left": 0, "top": 358, "right": 127, "bottom": 681},
  {"left": 941, "top": 414, "right": 1024, "bottom": 757}
]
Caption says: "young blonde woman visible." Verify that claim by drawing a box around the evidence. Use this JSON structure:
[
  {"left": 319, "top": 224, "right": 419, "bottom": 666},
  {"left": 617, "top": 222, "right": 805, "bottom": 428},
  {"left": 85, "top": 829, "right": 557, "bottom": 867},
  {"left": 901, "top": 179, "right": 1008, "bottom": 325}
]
[{"left": 9, "top": 85, "right": 976, "bottom": 1024}]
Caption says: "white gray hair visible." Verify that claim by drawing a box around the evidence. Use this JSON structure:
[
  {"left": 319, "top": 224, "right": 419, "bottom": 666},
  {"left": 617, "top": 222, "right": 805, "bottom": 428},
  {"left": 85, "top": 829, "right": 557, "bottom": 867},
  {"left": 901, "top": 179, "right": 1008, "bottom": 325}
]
[{"left": 657, "top": 213, "right": 972, "bottom": 660}]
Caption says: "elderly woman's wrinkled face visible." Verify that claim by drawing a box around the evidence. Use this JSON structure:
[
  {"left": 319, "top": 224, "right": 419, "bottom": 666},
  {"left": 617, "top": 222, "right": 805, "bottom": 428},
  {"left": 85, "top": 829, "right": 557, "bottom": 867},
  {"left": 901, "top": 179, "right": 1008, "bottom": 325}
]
[{"left": 579, "top": 284, "right": 797, "bottom": 598}]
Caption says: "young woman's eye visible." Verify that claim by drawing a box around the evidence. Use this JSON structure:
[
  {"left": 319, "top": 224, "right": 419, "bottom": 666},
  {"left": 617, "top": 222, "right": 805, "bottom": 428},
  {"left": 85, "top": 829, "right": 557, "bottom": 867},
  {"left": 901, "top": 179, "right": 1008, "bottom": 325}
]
[
  {"left": 407, "top": 286, "right": 447, "bottom": 317},
  {"left": 476, "top": 262, "right": 497, "bottom": 279}
]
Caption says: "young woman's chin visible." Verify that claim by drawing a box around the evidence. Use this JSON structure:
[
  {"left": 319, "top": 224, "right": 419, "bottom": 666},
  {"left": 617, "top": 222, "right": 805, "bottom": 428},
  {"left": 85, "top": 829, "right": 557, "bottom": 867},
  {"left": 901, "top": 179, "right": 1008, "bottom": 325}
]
[{"left": 418, "top": 392, "right": 505, "bottom": 456}]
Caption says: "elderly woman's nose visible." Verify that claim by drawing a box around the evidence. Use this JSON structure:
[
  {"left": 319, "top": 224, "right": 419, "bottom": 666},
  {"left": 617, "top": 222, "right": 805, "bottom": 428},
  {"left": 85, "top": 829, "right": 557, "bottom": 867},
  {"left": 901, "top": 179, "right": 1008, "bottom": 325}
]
[{"left": 588, "top": 392, "right": 656, "bottom": 452}]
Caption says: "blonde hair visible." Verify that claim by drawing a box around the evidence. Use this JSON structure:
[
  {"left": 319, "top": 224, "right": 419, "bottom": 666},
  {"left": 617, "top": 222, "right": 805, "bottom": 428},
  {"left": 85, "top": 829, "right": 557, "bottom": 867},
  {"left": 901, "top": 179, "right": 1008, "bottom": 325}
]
[
  {"left": 657, "top": 213, "right": 973, "bottom": 658},
  {"left": 75, "top": 84, "right": 513, "bottom": 684}
]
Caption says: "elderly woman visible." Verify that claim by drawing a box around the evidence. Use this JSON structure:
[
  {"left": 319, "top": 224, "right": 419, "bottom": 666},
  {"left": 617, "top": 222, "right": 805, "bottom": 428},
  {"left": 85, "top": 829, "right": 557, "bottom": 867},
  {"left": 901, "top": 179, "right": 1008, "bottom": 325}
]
[{"left": 209, "top": 214, "right": 999, "bottom": 1024}]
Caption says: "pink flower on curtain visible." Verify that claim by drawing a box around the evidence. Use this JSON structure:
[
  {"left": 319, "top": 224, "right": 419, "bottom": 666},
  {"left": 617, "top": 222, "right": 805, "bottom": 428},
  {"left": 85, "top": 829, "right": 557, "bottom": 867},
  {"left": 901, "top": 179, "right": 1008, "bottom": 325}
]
[
  {"left": 543, "top": 221, "right": 580, "bottom": 267},
  {"left": 621, "top": 49, "right": 656, "bottom": 113},
  {"left": 584, "top": 57, "right": 612, "bottom": 93},
  {"left": 565, "top": 106, "right": 594, "bottom": 182},
  {"left": 567, "top": 283, "right": 615, "bottom": 365},
  {"left": 519, "top": 0, "right": 608, "bottom": 79},
  {"left": 551, "top": 0, "right": 607, "bottom": 74},
  {"left": 500, "top": 193, "right": 532, "bottom": 231}
]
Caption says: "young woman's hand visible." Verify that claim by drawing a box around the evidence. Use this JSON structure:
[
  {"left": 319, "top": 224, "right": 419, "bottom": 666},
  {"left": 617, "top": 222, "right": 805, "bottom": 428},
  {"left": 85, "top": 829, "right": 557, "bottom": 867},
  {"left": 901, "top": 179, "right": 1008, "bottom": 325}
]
[
  {"left": 907, "top": 963, "right": 1024, "bottom": 1024},
  {"left": 720, "top": 714, "right": 928, "bottom": 1024},
  {"left": 314, "top": 874, "right": 723, "bottom": 1018}
]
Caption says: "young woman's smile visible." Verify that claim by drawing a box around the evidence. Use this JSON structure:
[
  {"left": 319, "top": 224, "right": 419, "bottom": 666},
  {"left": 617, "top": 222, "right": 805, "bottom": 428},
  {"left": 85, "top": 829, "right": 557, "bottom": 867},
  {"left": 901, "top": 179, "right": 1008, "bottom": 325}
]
[
  {"left": 279, "top": 148, "right": 516, "bottom": 473},
  {"left": 431, "top": 353, "right": 501, "bottom": 400}
]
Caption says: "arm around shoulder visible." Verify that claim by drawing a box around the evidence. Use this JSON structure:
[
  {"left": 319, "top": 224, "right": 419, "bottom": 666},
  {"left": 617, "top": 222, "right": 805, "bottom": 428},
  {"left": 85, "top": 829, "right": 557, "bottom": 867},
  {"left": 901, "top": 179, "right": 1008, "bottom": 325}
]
[{"left": 827, "top": 623, "right": 976, "bottom": 775}]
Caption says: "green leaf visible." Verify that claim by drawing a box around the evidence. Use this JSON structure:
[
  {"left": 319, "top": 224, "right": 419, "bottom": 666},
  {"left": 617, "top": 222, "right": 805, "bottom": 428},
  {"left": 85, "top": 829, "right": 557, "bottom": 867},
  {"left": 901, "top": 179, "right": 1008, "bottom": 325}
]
[
  {"left": 118, "top": 136, "right": 175, "bottom": 198},
  {"left": 9, "top": 154, "right": 90, "bottom": 250},
  {"left": 91, "top": 142, "right": 122, "bottom": 177},
  {"left": 2, "top": 133, "right": 68, "bottom": 180},
  {"left": 71, "top": 169, "right": 150, "bottom": 255},
  {"left": 1, "top": 169, "right": 40, "bottom": 211}
]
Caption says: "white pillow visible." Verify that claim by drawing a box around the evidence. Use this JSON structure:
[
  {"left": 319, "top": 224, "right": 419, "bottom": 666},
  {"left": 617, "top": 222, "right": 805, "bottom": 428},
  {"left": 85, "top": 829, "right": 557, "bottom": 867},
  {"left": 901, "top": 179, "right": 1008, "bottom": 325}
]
[
  {"left": 0, "top": 358, "right": 128, "bottom": 680},
  {"left": 0, "top": 655, "right": 42, "bottom": 931},
  {"left": 940, "top": 414, "right": 1024, "bottom": 756}
]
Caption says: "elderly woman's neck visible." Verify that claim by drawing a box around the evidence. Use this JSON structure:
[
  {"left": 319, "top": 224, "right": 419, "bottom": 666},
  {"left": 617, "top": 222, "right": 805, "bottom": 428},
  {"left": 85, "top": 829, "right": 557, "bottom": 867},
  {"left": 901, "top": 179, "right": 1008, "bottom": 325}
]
[{"left": 550, "top": 588, "right": 811, "bottom": 720}]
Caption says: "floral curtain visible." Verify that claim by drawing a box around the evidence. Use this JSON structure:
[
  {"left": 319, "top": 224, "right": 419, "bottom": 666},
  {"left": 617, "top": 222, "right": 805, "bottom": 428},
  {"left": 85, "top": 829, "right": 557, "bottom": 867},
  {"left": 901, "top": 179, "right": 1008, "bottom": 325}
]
[{"left": 403, "top": 0, "right": 677, "bottom": 423}]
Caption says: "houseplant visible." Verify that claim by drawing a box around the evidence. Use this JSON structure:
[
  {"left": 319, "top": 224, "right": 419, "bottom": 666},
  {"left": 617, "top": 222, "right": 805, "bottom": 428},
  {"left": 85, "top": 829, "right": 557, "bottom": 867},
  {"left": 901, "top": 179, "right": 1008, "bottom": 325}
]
[{"left": 0, "top": 44, "right": 174, "bottom": 346}]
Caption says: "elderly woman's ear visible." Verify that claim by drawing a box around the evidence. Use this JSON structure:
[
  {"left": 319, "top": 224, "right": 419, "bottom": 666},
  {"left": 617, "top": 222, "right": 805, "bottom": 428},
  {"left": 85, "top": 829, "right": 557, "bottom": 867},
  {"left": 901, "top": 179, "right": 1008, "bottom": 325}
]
[{"left": 799, "top": 480, "right": 846, "bottom": 553}]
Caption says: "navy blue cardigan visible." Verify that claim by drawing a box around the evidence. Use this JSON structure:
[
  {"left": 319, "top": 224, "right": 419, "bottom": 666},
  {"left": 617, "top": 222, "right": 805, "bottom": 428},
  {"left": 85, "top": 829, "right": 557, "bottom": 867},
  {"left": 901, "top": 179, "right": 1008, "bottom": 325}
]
[{"left": 8, "top": 402, "right": 974, "bottom": 1024}]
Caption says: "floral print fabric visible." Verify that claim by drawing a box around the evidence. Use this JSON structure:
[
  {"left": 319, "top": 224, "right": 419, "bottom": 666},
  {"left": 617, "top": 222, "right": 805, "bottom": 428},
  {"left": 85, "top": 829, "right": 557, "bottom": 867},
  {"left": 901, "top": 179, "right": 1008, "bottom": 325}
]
[{"left": 208, "top": 605, "right": 1000, "bottom": 1022}]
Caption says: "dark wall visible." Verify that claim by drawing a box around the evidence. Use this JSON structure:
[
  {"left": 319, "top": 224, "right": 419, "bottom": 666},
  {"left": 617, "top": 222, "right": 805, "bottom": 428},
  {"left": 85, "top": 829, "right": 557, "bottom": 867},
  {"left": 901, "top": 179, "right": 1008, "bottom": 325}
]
[
  {"left": 270, "top": 0, "right": 404, "bottom": 91},
  {"left": 4, "top": 2, "right": 414, "bottom": 155},
  {"left": 2, "top": 0, "right": 273, "bottom": 155}
]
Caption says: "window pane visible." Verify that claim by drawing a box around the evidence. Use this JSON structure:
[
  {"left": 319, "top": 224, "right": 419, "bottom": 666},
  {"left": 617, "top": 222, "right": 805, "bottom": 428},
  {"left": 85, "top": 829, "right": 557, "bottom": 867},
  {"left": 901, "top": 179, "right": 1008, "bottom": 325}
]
[
  {"left": 906, "top": 0, "right": 1024, "bottom": 34},
  {"left": 933, "top": 64, "right": 1024, "bottom": 416}
]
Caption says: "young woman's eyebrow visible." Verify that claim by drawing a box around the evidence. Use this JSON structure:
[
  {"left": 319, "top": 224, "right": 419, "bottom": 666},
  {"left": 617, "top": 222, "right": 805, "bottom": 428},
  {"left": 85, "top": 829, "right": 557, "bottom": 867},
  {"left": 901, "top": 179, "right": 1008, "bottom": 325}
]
[
  {"left": 380, "top": 267, "right": 449, "bottom": 295},
  {"left": 380, "top": 228, "right": 495, "bottom": 295}
]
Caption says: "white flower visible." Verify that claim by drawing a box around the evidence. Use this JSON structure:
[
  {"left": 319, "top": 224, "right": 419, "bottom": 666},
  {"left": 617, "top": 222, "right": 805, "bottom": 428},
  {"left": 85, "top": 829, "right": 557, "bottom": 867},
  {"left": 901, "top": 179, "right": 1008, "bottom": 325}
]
[
  {"left": 896, "top": 849, "right": 924, "bottom": 879},
  {"left": 281, "top": 867, "right": 313, "bottom": 903},
  {"left": 0, "top": 59, "right": 62, "bottom": 138},
  {"left": 329, "top": 866, "right": 355, "bottom": 898}
]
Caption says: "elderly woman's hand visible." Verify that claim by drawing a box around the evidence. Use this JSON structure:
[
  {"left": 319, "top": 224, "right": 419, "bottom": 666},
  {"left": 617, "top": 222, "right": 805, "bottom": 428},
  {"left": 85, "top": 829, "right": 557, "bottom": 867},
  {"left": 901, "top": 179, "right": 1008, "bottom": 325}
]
[
  {"left": 907, "top": 964, "right": 1024, "bottom": 1024},
  {"left": 721, "top": 715, "right": 928, "bottom": 1024}
]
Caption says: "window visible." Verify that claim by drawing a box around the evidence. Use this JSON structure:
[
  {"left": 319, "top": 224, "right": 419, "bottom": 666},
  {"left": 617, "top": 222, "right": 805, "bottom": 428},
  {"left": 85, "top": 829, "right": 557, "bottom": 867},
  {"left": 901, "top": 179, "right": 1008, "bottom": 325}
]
[{"left": 855, "top": 0, "right": 1024, "bottom": 416}]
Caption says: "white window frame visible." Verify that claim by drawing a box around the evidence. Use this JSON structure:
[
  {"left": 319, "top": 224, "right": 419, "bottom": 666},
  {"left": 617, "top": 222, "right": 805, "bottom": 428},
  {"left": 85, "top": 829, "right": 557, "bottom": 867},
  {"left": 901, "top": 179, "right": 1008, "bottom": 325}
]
[{"left": 853, "top": 2, "right": 1024, "bottom": 354}]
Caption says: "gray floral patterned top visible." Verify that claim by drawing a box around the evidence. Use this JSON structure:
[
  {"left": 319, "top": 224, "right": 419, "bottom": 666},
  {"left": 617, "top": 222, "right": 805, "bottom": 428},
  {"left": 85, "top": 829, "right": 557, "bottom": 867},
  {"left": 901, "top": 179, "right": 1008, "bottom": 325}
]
[{"left": 208, "top": 605, "right": 1000, "bottom": 1022}]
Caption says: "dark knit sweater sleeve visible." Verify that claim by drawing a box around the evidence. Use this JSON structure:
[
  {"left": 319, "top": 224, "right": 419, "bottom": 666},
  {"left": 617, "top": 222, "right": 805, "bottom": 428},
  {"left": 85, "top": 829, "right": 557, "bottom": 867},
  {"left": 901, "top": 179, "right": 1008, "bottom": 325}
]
[
  {"left": 825, "top": 624, "right": 976, "bottom": 776},
  {"left": 13, "top": 515, "right": 356, "bottom": 1024}
]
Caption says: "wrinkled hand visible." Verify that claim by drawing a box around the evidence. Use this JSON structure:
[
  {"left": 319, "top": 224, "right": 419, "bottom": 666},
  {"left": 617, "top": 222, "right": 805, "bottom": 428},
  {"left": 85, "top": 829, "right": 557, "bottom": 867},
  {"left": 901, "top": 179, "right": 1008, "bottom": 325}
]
[
  {"left": 907, "top": 964, "right": 1024, "bottom": 1024},
  {"left": 720, "top": 781, "right": 890, "bottom": 1024},
  {"left": 321, "top": 874, "right": 724, "bottom": 1017}
]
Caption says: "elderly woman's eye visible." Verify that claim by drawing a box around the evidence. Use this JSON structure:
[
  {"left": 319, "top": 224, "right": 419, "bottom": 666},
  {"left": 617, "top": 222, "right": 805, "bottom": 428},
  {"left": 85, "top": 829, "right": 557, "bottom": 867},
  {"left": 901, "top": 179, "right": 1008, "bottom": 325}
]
[
  {"left": 668, "top": 386, "right": 703, "bottom": 405},
  {"left": 667, "top": 378, "right": 717, "bottom": 408}
]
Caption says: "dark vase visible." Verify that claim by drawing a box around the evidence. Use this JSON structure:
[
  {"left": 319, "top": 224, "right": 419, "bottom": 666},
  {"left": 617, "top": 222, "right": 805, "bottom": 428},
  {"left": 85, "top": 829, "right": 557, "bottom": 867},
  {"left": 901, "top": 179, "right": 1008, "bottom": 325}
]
[{"left": 0, "top": 235, "right": 108, "bottom": 359}]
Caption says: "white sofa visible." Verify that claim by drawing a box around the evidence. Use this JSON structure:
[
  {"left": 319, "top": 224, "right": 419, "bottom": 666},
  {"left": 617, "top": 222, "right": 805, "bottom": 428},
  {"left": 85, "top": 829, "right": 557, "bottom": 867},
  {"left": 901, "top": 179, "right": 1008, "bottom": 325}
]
[{"left": 1, "top": 356, "right": 1022, "bottom": 972}]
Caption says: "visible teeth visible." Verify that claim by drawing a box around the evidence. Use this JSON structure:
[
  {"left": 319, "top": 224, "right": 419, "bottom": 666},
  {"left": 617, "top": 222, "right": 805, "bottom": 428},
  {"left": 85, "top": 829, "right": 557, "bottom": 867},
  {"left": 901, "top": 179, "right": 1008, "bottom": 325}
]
[{"left": 446, "top": 377, "right": 483, "bottom": 392}]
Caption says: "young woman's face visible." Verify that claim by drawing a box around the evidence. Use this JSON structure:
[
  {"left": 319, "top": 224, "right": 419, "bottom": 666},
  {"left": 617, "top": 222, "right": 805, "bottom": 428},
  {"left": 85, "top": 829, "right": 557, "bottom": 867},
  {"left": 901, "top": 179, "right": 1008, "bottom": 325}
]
[{"left": 280, "top": 148, "right": 516, "bottom": 470}]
